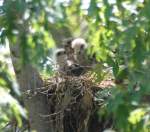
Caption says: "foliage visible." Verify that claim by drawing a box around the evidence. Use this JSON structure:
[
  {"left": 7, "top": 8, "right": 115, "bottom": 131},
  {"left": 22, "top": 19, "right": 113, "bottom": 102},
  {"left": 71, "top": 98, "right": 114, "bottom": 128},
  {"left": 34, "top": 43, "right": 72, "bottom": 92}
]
[
  {"left": 0, "top": 0, "right": 150, "bottom": 131},
  {"left": 0, "top": 49, "right": 26, "bottom": 131}
]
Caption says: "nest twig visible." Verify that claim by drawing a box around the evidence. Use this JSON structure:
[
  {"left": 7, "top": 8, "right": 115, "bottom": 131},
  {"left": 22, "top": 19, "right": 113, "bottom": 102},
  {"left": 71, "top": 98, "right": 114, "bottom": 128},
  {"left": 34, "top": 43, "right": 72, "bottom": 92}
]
[{"left": 23, "top": 70, "right": 115, "bottom": 132}]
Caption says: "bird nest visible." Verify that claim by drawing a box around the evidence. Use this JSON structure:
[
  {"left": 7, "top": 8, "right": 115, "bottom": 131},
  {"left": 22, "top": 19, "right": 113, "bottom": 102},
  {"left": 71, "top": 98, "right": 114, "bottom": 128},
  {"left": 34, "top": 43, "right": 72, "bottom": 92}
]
[{"left": 40, "top": 72, "right": 115, "bottom": 132}]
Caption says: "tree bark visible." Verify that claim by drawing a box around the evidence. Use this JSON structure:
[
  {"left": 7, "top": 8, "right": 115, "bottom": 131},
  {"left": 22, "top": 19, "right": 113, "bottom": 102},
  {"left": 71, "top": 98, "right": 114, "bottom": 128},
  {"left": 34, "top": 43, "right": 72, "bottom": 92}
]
[{"left": 9, "top": 44, "right": 52, "bottom": 132}]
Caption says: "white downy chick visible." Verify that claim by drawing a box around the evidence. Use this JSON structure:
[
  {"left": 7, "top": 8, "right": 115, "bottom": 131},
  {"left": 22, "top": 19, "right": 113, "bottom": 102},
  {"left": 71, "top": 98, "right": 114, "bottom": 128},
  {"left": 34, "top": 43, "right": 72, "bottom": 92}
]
[
  {"left": 55, "top": 48, "right": 68, "bottom": 73},
  {"left": 71, "top": 38, "right": 98, "bottom": 72},
  {"left": 71, "top": 38, "right": 87, "bottom": 55},
  {"left": 71, "top": 38, "right": 88, "bottom": 66}
]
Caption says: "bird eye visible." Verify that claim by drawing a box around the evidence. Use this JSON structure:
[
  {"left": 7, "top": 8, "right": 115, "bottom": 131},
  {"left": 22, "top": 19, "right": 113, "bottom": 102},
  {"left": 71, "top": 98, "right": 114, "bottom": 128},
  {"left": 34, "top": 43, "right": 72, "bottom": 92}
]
[
  {"left": 57, "top": 52, "right": 61, "bottom": 56},
  {"left": 80, "top": 44, "right": 84, "bottom": 50}
]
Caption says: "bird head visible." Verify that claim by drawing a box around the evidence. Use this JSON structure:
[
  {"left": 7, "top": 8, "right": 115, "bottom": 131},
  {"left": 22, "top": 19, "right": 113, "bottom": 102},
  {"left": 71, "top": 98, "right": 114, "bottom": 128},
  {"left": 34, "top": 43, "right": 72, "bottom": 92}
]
[
  {"left": 71, "top": 38, "right": 87, "bottom": 54},
  {"left": 55, "top": 48, "right": 67, "bottom": 65}
]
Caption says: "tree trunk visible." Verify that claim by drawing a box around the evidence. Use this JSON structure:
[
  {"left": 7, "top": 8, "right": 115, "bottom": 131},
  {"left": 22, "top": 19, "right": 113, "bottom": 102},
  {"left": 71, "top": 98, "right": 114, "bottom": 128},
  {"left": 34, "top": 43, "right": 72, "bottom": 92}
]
[
  {"left": 9, "top": 23, "right": 72, "bottom": 131},
  {"left": 9, "top": 44, "right": 52, "bottom": 132}
]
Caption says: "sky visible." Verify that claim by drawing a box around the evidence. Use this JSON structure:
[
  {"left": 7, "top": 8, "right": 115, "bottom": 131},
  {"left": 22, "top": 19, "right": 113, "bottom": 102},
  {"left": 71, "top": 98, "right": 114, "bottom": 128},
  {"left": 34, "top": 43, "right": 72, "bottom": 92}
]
[{"left": 0, "top": 0, "right": 3, "bottom": 6}]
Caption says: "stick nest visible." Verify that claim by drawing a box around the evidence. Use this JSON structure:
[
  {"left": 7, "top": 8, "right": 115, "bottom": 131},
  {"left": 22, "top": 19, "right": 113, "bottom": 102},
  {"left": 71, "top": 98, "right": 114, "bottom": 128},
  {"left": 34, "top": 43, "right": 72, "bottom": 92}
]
[{"left": 40, "top": 72, "right": 114, "bottom": 132}]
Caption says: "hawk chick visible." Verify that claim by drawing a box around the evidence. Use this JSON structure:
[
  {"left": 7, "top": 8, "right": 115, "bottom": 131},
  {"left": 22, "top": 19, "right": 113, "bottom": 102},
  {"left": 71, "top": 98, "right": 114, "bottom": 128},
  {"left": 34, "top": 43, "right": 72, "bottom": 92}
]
[
  {"left": 55, "top": 48, "right": 67, "bottom": 74},
  {"left": 71, "top": 38, "right": 88, "bottom": 66}
]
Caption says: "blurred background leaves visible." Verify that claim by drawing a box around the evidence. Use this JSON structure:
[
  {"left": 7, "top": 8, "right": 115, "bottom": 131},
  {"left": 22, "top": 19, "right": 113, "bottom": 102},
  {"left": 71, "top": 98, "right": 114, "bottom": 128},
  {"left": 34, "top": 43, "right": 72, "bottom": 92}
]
[{"left": 0, "top": 0, "right": 150, "bottom": 131}]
